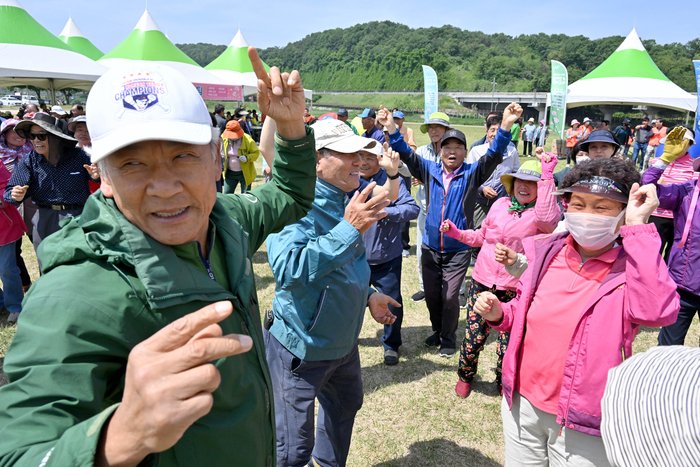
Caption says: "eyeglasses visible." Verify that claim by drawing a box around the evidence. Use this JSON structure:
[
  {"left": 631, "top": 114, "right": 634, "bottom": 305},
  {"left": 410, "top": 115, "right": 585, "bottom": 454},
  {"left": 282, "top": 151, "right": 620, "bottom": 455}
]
[{"left": 27, "top": 132, "right": 48, "bottom": 141}]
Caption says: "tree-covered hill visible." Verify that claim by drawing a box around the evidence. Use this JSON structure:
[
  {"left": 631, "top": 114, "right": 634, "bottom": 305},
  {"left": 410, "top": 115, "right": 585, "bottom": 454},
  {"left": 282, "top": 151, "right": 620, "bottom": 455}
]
[{"left": 177, "top": 22, "right": 700, "bottom": 92}]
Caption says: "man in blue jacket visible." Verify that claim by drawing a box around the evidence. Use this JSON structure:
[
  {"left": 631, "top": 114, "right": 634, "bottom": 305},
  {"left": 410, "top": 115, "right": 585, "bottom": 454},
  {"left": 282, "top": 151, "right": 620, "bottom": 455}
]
[
  {"left": 377, "top": 103, "right": 522, "bottom": 357},
  {"left": 265, "top": 118, "right": 401, "bottom": 467},
  {"left": 359, "top": 143, "right": 419, "bottom": 365}
]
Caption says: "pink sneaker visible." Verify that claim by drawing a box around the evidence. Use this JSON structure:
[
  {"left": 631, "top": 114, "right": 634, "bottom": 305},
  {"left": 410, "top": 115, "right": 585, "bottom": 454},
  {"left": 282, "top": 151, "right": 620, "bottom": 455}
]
[{"left": 455, "top": 380, "right": 471, "bottom": 398}]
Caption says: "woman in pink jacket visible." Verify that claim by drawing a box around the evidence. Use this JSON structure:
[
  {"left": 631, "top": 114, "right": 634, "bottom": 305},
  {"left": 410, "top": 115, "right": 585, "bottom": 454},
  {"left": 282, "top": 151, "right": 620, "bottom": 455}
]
[
  {"left": 440, "top": 155, "right": 560, "bottom": 398},
  {"left": 0, "top": 161, "right": 27, "bottom": 323},
  {"left": 474, "top": 158, "right": 679, "bottom": 467}
]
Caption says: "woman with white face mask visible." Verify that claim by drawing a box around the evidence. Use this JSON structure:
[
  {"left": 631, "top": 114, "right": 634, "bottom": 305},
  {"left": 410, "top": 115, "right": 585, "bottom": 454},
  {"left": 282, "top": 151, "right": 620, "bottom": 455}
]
[{"left": 473, "top": 157, "right": 680, "bottom": 467}]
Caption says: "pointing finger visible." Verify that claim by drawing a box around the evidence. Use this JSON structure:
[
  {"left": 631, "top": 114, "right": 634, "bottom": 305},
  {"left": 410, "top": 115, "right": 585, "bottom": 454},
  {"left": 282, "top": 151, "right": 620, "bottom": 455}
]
[
  {"left": 144, "top": 301, "right": 233, "bottom": 353},
  {"left": 170, "top": 333, "right": 253, "bottom": 374},
  {"left": 248, "top": 47, "right": 271, "bottom": 89}
]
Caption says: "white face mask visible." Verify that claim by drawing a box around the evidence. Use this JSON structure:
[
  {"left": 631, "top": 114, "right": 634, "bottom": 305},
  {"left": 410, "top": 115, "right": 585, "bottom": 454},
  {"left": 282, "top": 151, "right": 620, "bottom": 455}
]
[{"left": 564, "top": 209, "right": 626, "bottom": 251}]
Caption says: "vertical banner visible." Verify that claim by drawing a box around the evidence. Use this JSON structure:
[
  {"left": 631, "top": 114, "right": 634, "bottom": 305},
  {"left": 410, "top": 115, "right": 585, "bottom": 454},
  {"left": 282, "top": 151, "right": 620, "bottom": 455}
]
[
  {"left": 694, "top": 60, "right": 700, "bottom": 138},
  {"left": 422, "top": 65, "right": 438, "bottom": 122},
  {"left": 549, "top": 60, "right": 568, "bottom": 139}
]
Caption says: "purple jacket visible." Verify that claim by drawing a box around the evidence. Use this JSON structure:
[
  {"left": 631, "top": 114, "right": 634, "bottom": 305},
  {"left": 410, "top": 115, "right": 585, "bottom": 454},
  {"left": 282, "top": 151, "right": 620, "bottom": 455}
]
[
  {"left": 491, "top": 225, "right": 679, "bottom": 436},
  {"left": 642, "top": 165, "right": 700, "bottom": 295}
]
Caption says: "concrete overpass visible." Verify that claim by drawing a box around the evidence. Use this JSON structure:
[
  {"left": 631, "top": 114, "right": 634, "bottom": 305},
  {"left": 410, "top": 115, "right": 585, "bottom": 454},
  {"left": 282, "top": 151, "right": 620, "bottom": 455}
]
[{"left": 445, "top": 91, "right": 549, "bottom": 122}]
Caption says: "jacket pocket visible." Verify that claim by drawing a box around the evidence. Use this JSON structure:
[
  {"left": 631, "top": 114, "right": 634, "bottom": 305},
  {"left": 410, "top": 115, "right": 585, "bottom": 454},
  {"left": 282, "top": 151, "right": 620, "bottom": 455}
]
[{"left": 307, "top": 288, "right": 327, "bottom": 332}]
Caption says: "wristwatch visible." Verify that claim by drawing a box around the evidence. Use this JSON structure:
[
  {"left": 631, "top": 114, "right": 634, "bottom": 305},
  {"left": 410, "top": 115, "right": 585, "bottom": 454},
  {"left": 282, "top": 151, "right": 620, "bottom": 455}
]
[{"left": 387, "top": 172, "right": 400, "bottom": 180}]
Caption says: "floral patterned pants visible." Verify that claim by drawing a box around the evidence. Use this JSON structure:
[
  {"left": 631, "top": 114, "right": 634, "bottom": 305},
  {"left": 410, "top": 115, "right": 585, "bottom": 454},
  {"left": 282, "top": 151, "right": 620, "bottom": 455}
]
[{"left": 457, "top": 280, "right": 516, "bottom": 385}]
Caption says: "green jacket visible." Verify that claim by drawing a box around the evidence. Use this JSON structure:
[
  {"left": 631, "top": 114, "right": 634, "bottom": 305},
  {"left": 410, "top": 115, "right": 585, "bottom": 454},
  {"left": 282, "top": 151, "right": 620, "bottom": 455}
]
[{"left": 0, "top": 129, "right": 317, "bottom": 467}]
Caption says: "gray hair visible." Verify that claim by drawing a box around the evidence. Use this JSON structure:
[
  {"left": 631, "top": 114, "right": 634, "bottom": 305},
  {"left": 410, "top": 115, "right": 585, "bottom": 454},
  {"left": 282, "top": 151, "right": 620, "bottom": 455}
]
[
  {"left": 318, "top": 147, "right": 332, "bottom": 157},
  {"left": 97, "top": 127, "right": 221, "bottom": 180}
]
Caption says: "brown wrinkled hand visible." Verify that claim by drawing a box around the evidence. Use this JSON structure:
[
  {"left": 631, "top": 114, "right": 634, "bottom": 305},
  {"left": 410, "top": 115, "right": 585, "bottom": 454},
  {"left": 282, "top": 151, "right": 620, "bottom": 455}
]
[
  {"left": 249, "top": 47, "right": 305, "bottom": 129},
  {"left": 343, "top": 181, "right": 390, "bottom": 234},
  {"left": 96, "top": 302, "right": 252, "bottom": 467}
]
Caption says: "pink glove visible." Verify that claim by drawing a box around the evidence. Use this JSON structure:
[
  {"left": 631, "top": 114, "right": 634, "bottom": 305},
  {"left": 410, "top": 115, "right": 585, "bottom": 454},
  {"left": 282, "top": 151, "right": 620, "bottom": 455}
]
[
  {"left": 441, "top": 219, "right": 464, "bottom": 241},
  {"left": 540, "top": 153, "right": 558, "bottom": 180}
]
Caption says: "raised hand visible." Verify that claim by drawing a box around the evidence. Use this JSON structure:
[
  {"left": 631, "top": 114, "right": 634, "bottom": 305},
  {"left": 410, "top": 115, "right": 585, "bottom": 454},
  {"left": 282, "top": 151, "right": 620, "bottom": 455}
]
[
  {"left": 625, "top": 183, "right": 659, "bottom": 226},
  {"left": 367, "top": 292, "right": 398, "bottom": 325},
  {"left": 540, "top": 152, "right": 558, "bottom": 180},
  {"left": 376, "top": 106, "right": 397, "bottom": 134},
  {"left": 534, "top": 146, "right": 545, "bottom": 161},
  {"left": 248, "top": 47, "right": 305, "bottom": 140},
  {"left": 84, "top": 164, "right": 100, "bottom": 180},
  {"left": 96, "top": 301, "right": 252, "bottom": 467},
  {"left": 494, "top": 243, "right": 517, "bottom": 266},
  {"left": 343, "top": 181, "right": 390, "bottom": 234},
  {"left": 659, "top": 126, "right": 693, "bottom": 164},
  {"left": 501, "top": 103, "right": 523, "bottom": 132},
  {"left": 11, "top": 185, "right": 28, "bottom": 202},
  {"left": 473, "top": 292, "right": 503, "bottom": 322},
  {"left": 378, "top": 142, "right": 400, "bottom": 176}
]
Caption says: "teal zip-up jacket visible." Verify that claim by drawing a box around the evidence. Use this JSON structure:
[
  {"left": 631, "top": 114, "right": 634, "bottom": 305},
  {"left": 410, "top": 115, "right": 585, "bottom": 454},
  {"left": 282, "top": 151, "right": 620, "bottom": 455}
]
[
  {"left": 266, "top": 178, "right": 372, "bottom": 361},
  {"left": 0, "top": 129, "right": 317, "bottom": 467}
]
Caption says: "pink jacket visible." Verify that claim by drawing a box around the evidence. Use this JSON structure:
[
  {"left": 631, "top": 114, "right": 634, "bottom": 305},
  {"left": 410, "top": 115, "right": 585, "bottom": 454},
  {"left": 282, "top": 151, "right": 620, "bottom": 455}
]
[
  {"left": 0, "top": 163, "right": 26, "bottom": 246},
  {"left": 491, "top": 224, "right": 679, "bottom": 436},
  {"left": 452, "top": 179, "right": 560, "bottom": 290}
]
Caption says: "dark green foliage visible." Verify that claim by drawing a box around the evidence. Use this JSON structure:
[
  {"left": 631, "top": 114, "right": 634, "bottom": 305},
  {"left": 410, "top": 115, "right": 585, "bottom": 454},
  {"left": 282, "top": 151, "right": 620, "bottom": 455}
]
[
  {"left": 176, "top": 23, "right": 699, "bottom": 92},
  {"left": 177, "top": 43, "right": 227, "bottom": 67}
]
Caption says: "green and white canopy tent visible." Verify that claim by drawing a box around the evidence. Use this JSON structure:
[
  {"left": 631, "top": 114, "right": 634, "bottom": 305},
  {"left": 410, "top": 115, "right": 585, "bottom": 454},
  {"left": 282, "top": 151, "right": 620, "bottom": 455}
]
[
  {"left": 99, "top": 10, "right": 239, "bottom": 99},
  {"left": 0, "top": 0, "right": 106, "bottom": 94},
  {"left": 567, "top": 29, "right": 696, "bottom": 113},
  {"left": 206, "top": 30, "right": 313, "bottom": 100},
  {"left": 58, "top": 17, "right": 103, "bottom": 61}
]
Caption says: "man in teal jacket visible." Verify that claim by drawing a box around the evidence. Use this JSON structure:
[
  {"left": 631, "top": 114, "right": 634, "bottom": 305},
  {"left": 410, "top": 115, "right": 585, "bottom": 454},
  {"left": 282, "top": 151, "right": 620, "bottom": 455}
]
[
  {"left": 0, "top": 52, "right": 314, "bottom": 466},
  {"left": 265, "top": 118, "right": 400, "bottom": 467}
]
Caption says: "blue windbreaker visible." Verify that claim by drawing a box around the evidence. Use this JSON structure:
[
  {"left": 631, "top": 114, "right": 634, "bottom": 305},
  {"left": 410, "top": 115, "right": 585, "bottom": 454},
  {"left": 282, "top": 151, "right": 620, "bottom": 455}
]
[
  {"left": 266, "top": 178, "right": 373, "bottom": 361},
  {"left": 388, "top": 127, "right": 511, "bottom": 253}
]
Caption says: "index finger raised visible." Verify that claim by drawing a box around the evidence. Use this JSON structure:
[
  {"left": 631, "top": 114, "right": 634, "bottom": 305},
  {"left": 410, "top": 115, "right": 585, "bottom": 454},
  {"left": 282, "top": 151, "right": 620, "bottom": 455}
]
[
  {"left": 248, "top": 47, "right": 271, "bottom": 89},
  {"left": 144, "top": 301, "right": 233, "bottom": 353}
]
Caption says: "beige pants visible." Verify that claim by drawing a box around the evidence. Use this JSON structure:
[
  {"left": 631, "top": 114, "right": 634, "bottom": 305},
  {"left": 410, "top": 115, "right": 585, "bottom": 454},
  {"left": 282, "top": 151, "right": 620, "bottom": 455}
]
[{"left": 501, "top": 392, "right": 611, "bottom": 467}]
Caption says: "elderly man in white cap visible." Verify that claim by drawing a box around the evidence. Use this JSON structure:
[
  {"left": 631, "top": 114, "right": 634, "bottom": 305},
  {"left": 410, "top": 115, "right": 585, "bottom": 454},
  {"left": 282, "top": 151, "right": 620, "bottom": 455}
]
[
  {"left": 0, "top": 50, "right": 316, "bottom": 467},
  {"left": 265, "top": 118, "right": 401, "bottom": 467}
]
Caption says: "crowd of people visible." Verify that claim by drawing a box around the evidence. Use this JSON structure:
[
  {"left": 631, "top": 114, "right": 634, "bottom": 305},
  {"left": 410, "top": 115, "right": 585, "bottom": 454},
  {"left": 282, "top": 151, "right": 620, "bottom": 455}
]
[{"left": 0, "top": 51, "right": 696, "bottom": 467}]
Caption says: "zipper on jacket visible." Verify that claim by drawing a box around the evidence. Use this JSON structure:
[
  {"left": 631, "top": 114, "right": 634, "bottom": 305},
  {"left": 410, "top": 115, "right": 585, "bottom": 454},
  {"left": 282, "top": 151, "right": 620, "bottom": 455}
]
[
  {"left": 307, "top": 288, "right": 328, "bottom": 331},
  {"left": 561, "top": 314, "right": 588, "bottom": 437},
  {"left": 440, "top": 194, "right": 447, "bottom": 251}
]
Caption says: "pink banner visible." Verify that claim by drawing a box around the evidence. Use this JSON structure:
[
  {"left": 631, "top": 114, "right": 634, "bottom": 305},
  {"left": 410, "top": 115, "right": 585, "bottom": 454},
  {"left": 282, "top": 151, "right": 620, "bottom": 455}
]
[{"left": 194, "top": 83, "right": 243, "bottom": 101}]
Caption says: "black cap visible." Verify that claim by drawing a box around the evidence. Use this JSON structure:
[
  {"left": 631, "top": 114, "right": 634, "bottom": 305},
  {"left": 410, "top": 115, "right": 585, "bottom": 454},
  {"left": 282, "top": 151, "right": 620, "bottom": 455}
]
[
  {"left": 579, "top": 130, "right": 621, "bottom": 152},
  {"left": 441, "top": 129, "right": 467, "bottom": 147},
  {"left": 337, "top": 108, "right": 349, "bottom": 117}
]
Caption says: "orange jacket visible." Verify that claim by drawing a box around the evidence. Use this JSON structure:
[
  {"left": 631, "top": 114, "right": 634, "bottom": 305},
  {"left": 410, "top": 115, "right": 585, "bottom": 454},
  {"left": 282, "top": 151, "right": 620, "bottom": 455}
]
[{"left": 566, "top": 127, "right": 581, "bottom": 148}]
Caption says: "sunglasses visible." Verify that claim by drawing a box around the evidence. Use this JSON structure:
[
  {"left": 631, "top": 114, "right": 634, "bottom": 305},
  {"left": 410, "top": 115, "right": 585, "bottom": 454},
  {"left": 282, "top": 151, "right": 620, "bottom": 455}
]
[{"left": 26, "top": 132, "right": 48, "bottom": 141}]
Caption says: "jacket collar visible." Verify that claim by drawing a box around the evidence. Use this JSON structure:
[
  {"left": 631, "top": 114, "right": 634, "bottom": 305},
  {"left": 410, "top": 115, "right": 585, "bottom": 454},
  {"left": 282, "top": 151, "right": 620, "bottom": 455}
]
[
  {"left": 531, "top": 231, "right": 628, "bottom": 307},
  {"left": 43, "top": 192, "right": 245, "bottom": 310}
]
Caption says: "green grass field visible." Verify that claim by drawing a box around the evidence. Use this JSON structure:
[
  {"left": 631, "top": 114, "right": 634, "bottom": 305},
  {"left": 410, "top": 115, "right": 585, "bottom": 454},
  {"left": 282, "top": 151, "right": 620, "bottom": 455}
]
[{"left": 0, "top": 122, "right": 698, "bottom": 465}]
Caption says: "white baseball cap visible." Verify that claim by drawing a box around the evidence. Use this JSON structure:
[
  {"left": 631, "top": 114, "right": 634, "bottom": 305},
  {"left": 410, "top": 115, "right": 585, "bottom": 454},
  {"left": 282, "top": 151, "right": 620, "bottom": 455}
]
[
  {"left": 50, "top": 105, "right": 67, "bottom": 116},
  {"left": 314, "top": 118, "right": 376, "bottom": 152},
  {"left": 87, "top": 62, "right": 213, "bottom": 163}
]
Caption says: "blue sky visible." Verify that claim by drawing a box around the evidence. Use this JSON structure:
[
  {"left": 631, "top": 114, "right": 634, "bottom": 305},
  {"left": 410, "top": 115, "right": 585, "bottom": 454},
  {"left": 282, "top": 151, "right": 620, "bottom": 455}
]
[{"left": 21, "top": 0, "right": 700, "bottom": 53}]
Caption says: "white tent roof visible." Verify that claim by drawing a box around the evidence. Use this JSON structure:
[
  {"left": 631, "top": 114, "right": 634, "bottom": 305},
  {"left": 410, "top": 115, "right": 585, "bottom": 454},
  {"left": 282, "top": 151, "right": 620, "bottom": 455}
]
[
  {"left": 207, "top": 30, "right": 313, "bottom": 100},
  {"left": 98, "top": 10, "right": 229, "bottom": 87},
  {"left": 0, "top": 0, "right": 107, "bottom": 91},
  {"left": 567, "top": 29, "right": 696, "bottom": 113}
]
